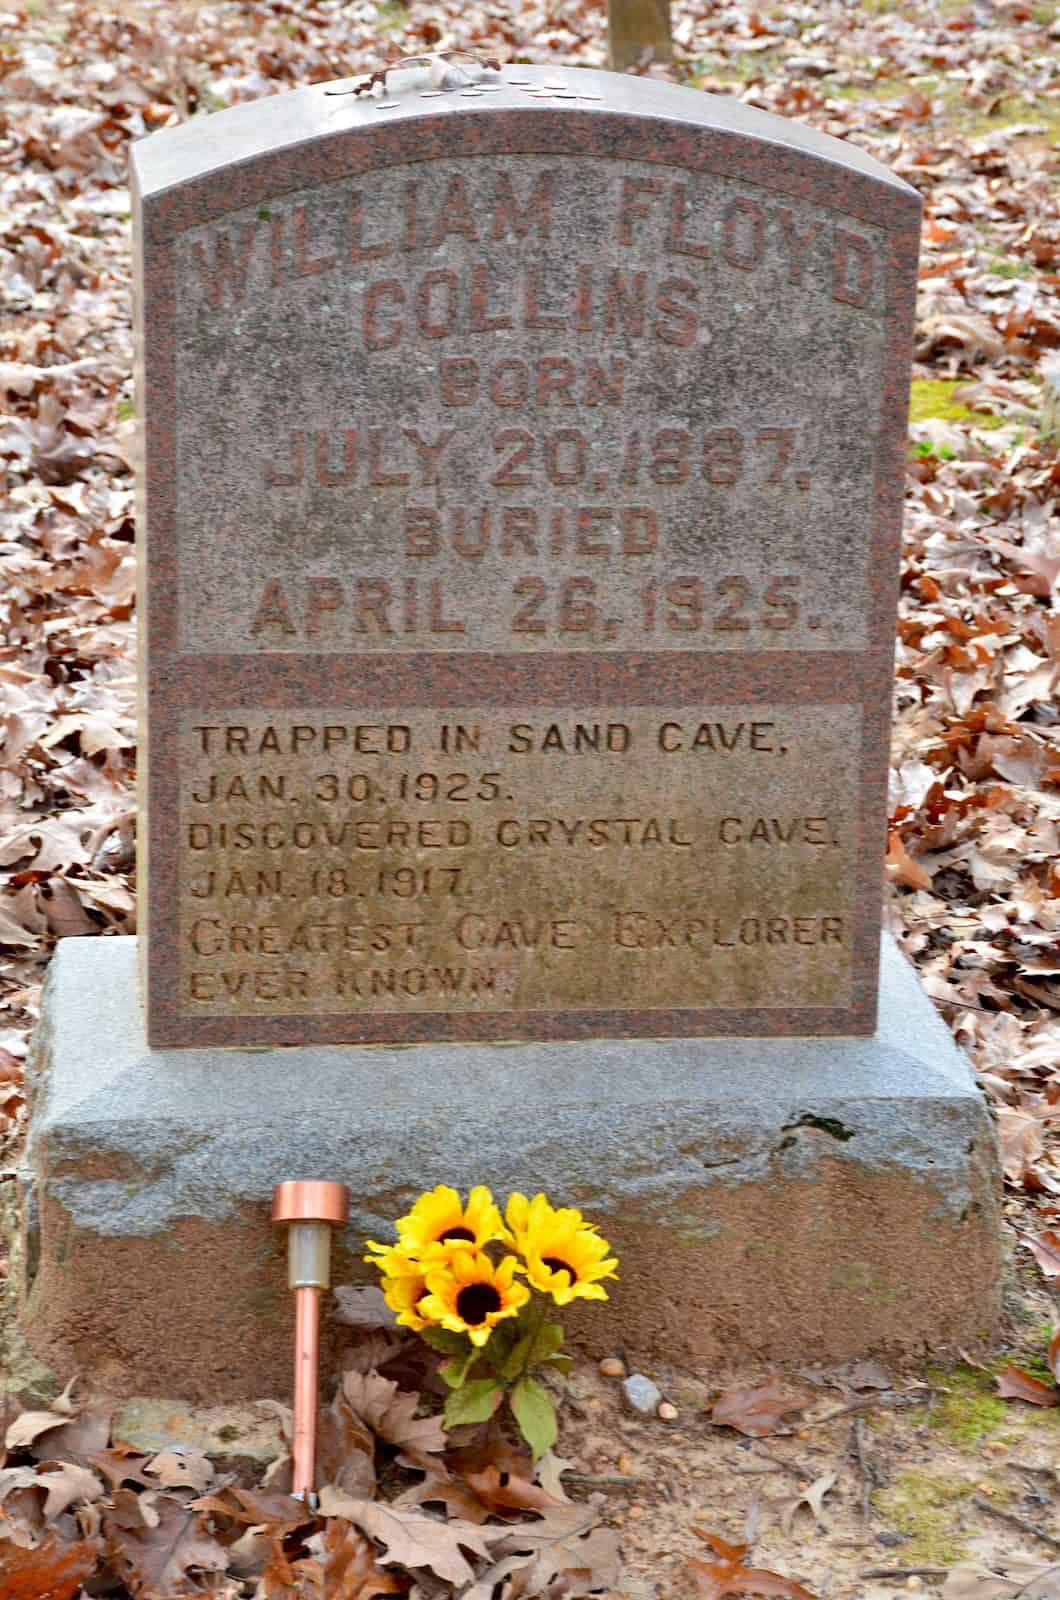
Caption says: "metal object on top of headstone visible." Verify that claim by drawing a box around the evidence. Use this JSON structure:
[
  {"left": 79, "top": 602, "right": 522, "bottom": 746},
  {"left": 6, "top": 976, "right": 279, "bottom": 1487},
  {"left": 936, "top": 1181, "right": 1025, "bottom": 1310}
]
[
  {"left": 608, "top": 0, "right": 673, "bottom": 71},
  {"left": 131, "top": 64, "right": 920, "bottom": 1050}
]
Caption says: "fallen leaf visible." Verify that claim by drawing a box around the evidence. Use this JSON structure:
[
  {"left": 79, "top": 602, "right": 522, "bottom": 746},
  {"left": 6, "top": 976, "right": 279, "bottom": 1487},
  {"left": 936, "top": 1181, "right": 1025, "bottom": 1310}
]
[
  {"left": 464, "top": 1502, "right": 620, "bottom": 1600},
  {"left": 104, "top": 1487, "right": 229, "bottom": 1594},
  {"left": 709, "top": 1377, "right": 808, "bottom": 1438},
  {"left": 0, "top": 1533, "right": 100, "bottom": 1600},
  {"left": 464, "top": 1462, "right": 567, "bottom": 1515},
  {"left": 316, "top": 1489, "right": 496, "bottom": 1586},
  {"left": 778, "top": 1470, "right": 838, "bottom": 1536},
  {"left": 685, "top": 1529, "right": 817, "bottom": 1599},
  {"left": 333, "top": 1286, "right": 399, "bottom": 1330},
  {"left": 144, "top": 1448, "right": 214, "bottom": 1492},
  {"left": 338, "top": 1370, "right": 447, "bottom": 1474},
  {"left": 319, "top": 1519, "right": 406, "bottom": 1598},
  {"left": 34, "top": 1462, "right": 104, "bottom": 1521},
  {"left": 1026, "top": 1230, "right": 1060, "bottom": 1278},
  {"left": 995, "top": 1363, "right": 1059, "bottom": 1407}
]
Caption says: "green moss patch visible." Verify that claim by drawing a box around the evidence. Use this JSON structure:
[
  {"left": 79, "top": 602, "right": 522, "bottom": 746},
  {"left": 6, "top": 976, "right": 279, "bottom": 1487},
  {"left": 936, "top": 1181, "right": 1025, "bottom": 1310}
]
[
  {"left": 873, "top": 1471, "right": 974, "bottom": 1566},
  {"left": 909, "top": 378, "right": 1007, "bottom": 429},
  {"left": 926, "top": 1362, "right": 1008, "bottom": 1445}
]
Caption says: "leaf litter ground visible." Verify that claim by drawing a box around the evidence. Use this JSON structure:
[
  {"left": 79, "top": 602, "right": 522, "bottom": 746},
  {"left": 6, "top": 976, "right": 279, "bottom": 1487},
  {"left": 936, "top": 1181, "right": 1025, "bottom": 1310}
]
[{"left": 1, "top": 0, "right": 1059, "bottom": 1591}]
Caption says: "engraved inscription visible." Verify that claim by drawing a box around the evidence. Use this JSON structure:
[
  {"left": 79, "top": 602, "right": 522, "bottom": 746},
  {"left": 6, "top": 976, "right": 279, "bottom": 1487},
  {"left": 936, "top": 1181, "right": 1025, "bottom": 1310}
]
[
  {"left": 178, "top": 706, "right": 858, "bottom": 1016},
  {"left": 175, "top": 156, "right": 886, "bottom": 654}
]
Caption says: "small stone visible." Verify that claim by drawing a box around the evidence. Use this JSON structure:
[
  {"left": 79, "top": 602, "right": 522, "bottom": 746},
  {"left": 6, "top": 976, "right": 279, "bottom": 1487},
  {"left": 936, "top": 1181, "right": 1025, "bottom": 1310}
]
[
  {"left": 628, "top": 1503, "right": 645, "bottom": 1520},
  {"left": 599, "top": 1357, "right": 627, "bottom": 1378},
  {"left": 985, "top": 1440, "right": 1008, "bottom": 1454},
  {"left": 977, "top": 1481, "right": 994, "bottom": 1495},
  {"left": 622, "top": 1374, "right": 663, "bottom": 1415},
  {"left": 906, "top": 1580, "right": 922, "bottom": 1592},
  {"left": 616, "top": 1452, "right": 633, "bottom": 1474},
  {"left": 657, "top": 1401, "right": 679, "bottom": 1422}
]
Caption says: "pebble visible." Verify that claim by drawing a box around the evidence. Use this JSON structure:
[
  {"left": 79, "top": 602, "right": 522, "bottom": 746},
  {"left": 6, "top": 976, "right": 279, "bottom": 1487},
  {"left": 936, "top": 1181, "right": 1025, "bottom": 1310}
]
[
  {"left": 657, "top": 1401, "right": 679, "bottom": 1422},
  {"left": 599, "top": 1356, "right": 627, "bottom": 1378},
  {"left": 985, "top": 1440, "right": 1008, "bottom": 1454},
  {"left": 907, "top": 1580, "right": 922, "bottom": 1592},
  {"left": 627, "top": 1503, "right": 645, "bottom": 1520},
  {"left": 622, "top": 1374, "right": 663, "bottom": 1415},
  {"left": 616, "top": 1452, "right": 633, "bottom": 1474}
]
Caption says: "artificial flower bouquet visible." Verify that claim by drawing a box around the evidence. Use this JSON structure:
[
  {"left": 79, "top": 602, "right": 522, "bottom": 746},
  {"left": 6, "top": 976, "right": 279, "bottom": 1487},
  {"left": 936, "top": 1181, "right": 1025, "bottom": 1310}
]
[{"left": 366, "top": 1185, "right": 618, "bottom": 1458}]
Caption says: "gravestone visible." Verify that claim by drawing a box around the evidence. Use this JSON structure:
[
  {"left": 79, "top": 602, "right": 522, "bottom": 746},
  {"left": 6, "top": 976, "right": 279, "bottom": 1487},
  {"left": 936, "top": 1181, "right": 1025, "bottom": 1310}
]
[
  {"left": 13, "top": 66, "right": 1002, "bottom": 1402},
  {"left": 139, "top": 68, "right": 911, "bottom": 1049}
]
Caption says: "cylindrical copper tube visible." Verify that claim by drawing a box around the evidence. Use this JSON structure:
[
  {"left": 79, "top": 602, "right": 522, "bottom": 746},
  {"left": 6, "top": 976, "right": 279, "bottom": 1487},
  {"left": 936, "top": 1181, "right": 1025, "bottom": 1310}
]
[
  {"left": 272, "top": 1180, "right": 350, "bottom": 1502},
  {"left": 292, "top": 1285, "right": 321, "bottom": 1500}
]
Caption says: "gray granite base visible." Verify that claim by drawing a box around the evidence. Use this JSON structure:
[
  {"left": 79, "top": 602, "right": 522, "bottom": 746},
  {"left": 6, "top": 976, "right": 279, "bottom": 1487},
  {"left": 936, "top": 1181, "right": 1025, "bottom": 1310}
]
[{"left": 12, "top": 934, "right": 1002, "bottom": 1402}]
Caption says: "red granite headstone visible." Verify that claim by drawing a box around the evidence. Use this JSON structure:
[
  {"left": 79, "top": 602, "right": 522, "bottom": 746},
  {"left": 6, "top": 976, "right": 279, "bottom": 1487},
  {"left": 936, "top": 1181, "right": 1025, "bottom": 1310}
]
[{"left": 132, "top": 65, "right": 920, "bottom": 1048}]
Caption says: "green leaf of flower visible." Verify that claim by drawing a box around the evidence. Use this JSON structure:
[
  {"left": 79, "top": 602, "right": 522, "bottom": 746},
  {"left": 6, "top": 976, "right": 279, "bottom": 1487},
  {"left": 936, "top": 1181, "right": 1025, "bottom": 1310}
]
[
  {"left": 440, "top": 1345, "right": 480, "bottom": 1389},
  {"left": 501, "top": 1321, "right": 564, "bottom": 1378},
  {"left": 510, "top": 1376, "right": 558, "bottom": 1461},
  {"left": 501, "top": 1332, "right": 534, "bottom": 1379},
  {"left": 544, "top": 1353, "right": 573, "bottom": 1376},
  {"left": 444, "top": 1377, "right": 503, "bottom": 1428},
  {"left": 484, "top": 1318, "right": 519, "bottom": 1376},
  {"left": 419, "top": 1326, "right": 470, "bottom": 1356}
]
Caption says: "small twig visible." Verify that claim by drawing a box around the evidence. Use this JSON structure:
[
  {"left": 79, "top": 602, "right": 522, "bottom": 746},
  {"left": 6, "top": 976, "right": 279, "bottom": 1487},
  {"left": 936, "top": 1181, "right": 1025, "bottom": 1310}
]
[
  {"left": 727, "top": 1464, "right": 788, "bottom": 1477},
  {"left": 859, "top": 1567, "right": 949, "bottom": 1580},
  {"left": 802, "top": 1391, "right": 932, "bottom": 1427},
  {"left": 851, "top": 1417, "right": 871, "bottom": 1527},
  {"left": 973, "top": 1495, "right": 1060, "bottom": 1553},
  {"left": 563, "top": 1472, "right": 638, "bottom": 1487},
  {"left": 749, "top": 1445, "right": 819, "bottom": 1484},
  {"left": 1013, "top": 1565, "right": 1060, "bottom": 1600}
]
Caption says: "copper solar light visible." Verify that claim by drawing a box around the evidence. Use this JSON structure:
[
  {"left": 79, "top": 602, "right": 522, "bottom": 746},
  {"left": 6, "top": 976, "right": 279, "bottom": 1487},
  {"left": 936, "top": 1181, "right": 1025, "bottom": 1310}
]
[{"left": 272, "top": 1180, "right": 350, "bottom": 1501}]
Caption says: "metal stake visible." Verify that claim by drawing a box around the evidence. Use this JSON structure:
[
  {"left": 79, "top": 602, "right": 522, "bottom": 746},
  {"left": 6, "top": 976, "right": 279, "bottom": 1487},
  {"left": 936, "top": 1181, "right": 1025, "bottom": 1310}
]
[{"left": 271, "top": 1180, "right": 350, "bottom": 1501}]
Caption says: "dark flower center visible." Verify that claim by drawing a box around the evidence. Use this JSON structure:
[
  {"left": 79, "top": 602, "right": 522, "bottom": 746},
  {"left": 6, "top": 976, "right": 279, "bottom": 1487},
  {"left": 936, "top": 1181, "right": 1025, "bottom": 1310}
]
[
  {"left": 440, "top": 1226, "right": 476, "bottom": 1243},
  {"left": 543, "top": 1256, "right": 577, "bottom": 1283},
  {"left": 456, "top": 1283, "right": 502, "bottom": 1325}
]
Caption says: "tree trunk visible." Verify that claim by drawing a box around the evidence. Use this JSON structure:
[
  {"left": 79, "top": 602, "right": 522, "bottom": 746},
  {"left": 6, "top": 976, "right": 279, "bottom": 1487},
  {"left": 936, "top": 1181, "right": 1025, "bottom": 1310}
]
[{"left": 608, "top": 0, "right": 673, "bottom": 71}]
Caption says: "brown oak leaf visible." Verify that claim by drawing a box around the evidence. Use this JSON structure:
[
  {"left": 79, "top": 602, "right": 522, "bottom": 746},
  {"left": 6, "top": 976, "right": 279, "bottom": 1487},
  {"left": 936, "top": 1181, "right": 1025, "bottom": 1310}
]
[
  {"left": 104, "top": 1486, "right": 229, "bottom": 1595},
  {"left": 685, "top": 1530, "right": 816, "bottom": 1599},
  {"left": 995, "top": 1364, "right": 1059, "bottom": 1407},
  {"left": 0, "top": 1533, "right": 100, "bottom": 1600},
  {"left": 316, "top": 1488, "right": 497, "bottom": 1586},
  {"left": 709, "top": 1377, "right": 808, "bottom": 1438},
  {"left": 1026, "top": 1230, "right": 1060, "bottom": 1279}
]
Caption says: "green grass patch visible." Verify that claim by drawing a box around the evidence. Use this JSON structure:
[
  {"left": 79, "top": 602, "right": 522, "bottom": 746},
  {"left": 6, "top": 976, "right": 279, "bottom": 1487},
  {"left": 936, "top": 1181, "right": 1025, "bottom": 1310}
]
[
  {"left": 376, "top": 0, "right": 409, "bottom": 30},
  {"left": 987, "top": 253, "right": 1034, "bottom": 280}
]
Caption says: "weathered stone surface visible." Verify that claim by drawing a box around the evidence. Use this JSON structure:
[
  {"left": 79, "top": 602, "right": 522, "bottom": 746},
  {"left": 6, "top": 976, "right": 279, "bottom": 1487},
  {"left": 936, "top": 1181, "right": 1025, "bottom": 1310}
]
[
  {"left": 132, "top": 65, "right": 920, "bottom": 1048},
  {"left": 112, "top": 1398, "right": 286, "bottom": 1467},
  {"left": 15, "top": 934, "right": 1002, "bottom": 1403},
  {"left": 622, "top": 1374, "right": 663, "bottom": 1415}
]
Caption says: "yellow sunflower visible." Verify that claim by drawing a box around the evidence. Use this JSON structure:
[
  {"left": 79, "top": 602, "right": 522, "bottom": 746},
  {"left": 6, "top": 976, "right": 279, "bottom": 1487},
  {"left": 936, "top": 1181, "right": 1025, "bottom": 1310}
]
[
  {"left": 395, "top": 1184, "right": 510, "bottom": 1264},
  {"left": 419, "top": 1250, "right": 529, "bottom": 1347},
  {"left": 505, "top": 1192, "right": 619, "bottom": 1307},
  {"left": 364, "top": 1242, "right": 434, "bottom": 1331}
]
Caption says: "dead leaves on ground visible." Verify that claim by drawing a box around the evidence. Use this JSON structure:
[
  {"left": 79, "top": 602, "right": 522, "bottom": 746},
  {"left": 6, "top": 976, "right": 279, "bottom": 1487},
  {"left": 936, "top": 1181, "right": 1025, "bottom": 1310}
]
[
  {"left": 707, "top": 1378, "right": 809, "bottom": 1439},
  {"left": 681, "top": 1529, "right": 816, "bottom": 1600},
  {"left": 995, "top": 1327, "right": 1060, "bottom": 1408},
  {"left": 0, "top": 1370, "right": 619, "bottom": 1596}
]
